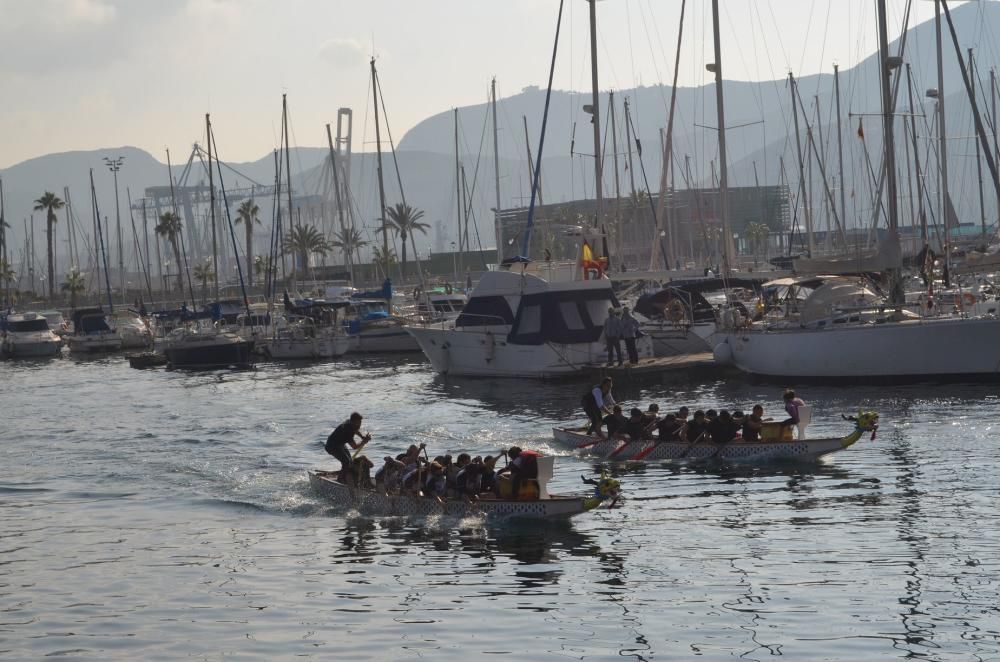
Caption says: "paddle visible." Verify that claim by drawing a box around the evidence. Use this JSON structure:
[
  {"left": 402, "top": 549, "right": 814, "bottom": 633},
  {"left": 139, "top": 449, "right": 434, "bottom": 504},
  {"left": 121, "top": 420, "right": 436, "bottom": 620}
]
[
  {"left": 352, "top": 433, "right": 372, "bottom": 459},
  {"left": 676, "top": 430, "right": 707, "bottom": 460}
]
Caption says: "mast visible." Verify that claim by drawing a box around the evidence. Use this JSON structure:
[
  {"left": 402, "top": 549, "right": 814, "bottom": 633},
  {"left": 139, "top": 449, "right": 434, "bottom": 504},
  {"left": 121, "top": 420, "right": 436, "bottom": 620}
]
[
  {"left": 0, "top": 177, "right": 6, "bottom": 307},
  {"left": 789, "top": 73, "right": 815, "bottom": 256},
  {"left": 834, "top": 64, "right": 849, "bottom": 246},
  {"left": 454, "top": 108, "right": 463, "bottom": 274},
  {"left": 993, "top": 68, "right": 999, "bottom": 196},
  {"left": 906, "top": 64, "right": 927, "bottom": 240},
  {"left": 651, "top": 0, "right": 686, "bottom": 270},
  {"left": 491, "top": 77, "right": 502, "bottom": 218},
  {"left": 282, "top": 94, "right": 295, "bottom": 286},
  {"left": 90, "top": 169, "right": 114, "bottom": 312},
  {"left": 934, "top": 0, "right": 950, "bottom": 276},
  {"left": 588, "top": 0, "right": 604, "bottom": 226},
  {"left": 710, "top": 0, "right": 734, "bottom": 271},
  {"left": 878, "top": 0, "right": 903, "bottom": 304},
  {"left": 624, "top": 98, "right": 637, "bottom": 197},
  {"left": 608, "top": 91, "right": 623, "bottom": 257},
  {"left": 63, "top": 186, "right": 79, "bottom": 270},
  {"left": 523, "top": 116, "right": 543, "bottom": 205},
  {"left": 970, "top": 48, "right": 987, "bottom": 237},
  {"left": 371, "top": 58, "right": 390, "bottom": 281},
  {"left": 206, "top": 114, "right": 220, "bottom": 299}
]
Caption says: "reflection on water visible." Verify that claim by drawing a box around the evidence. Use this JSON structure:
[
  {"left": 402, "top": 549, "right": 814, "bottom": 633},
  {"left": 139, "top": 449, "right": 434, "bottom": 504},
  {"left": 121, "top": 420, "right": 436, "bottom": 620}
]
[{"left": 2, "top": 357, "right": 1000, "bottom": 659}]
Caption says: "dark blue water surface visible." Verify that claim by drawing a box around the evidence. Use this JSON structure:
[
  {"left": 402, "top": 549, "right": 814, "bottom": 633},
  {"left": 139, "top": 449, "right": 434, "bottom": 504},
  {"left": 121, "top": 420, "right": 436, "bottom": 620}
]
[{"left": 2, "top": 354, "right": 999, "bottom": 660}]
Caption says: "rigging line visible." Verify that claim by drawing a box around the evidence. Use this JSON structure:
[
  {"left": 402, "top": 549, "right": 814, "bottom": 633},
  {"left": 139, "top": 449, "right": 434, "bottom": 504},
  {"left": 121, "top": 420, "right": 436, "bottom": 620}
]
[
  {"left": 625, "top": 0, "right": 637, "bottom": 89},
  {"left": 796, "top": 0, "right": 819, "bottom": 78},
  {"left": 208, "top": 124, "right": 251, "bottom": 317},
  {"left": 765, "top": 0, "right": 792, "bottom": 71},
  {"left": 812, "top": 0, "right": 834, "bottom": 98}
]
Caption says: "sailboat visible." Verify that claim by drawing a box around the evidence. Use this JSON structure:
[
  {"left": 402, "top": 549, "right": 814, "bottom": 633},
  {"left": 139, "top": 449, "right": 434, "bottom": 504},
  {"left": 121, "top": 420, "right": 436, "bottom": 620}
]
[{"left": 711, "top": 0, "right": 1000, "bottom": 381}]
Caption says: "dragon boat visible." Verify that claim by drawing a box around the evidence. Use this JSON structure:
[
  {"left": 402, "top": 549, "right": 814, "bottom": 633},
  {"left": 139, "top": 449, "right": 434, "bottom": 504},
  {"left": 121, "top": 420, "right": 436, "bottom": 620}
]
[
  {"left": 309, "top": 455, "right": 621, "bottom": 522},
  {"left": 552, "top": 411, "right": 879, "bottom": 464}
]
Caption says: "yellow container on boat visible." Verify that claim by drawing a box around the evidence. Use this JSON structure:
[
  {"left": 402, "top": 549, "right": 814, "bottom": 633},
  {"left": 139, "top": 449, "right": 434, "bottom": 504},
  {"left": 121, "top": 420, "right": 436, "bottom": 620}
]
[
  {"left": 761, "top": 422, "right": 793, "bottom": 442},
  {"left": 497, "top": 476, "right": 540, "bottom": 500}
]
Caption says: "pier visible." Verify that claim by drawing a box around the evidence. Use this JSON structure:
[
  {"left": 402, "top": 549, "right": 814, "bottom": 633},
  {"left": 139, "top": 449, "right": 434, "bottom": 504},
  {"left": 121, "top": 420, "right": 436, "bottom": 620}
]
[{"left": 586, "top": 352, "right": 730, "bottom": 384}]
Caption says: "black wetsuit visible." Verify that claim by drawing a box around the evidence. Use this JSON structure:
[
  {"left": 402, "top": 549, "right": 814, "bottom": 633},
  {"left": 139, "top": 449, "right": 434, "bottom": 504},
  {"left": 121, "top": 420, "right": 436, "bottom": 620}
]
[
  {"left": 657, "top": 419, "right": 683, "bottom": 441},
  {"left": 707, "top": 419, "right": 740, "bottom": 444}
]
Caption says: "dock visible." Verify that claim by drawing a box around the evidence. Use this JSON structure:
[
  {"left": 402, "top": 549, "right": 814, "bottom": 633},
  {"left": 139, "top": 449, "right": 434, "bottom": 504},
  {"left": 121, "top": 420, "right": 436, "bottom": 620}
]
[{"left": 586, "top": 352, "right": 730, "bottom": 383}]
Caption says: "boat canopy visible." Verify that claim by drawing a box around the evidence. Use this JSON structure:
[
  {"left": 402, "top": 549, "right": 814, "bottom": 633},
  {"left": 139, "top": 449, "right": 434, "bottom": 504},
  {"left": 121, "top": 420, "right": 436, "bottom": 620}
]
[
  {"left": 791, "top": 231, "right": 903, "bottom": 275},
  {"left": 507, "top": 288, "right": 618, "bottom": 345},
  {"left": 634, "top": 287, "right": 715, "bottom": 324},
  {"left": 799, "top": 279, "right": 883, "bottom": 325},
  {"left": 351, "top": 279, "right": 392, "bottom": 301}
]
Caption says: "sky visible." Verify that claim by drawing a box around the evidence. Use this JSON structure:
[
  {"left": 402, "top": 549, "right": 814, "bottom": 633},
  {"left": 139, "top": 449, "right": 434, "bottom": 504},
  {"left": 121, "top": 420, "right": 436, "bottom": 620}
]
[{"left": 0, "top": 0, "right": 975, "bottom": 169}]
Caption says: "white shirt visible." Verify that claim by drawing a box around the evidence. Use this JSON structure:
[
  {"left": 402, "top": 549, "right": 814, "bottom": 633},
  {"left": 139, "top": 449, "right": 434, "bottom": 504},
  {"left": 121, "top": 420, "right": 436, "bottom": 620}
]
[{"left": 593, "top": 386, "right": 615, "bottom": 410}]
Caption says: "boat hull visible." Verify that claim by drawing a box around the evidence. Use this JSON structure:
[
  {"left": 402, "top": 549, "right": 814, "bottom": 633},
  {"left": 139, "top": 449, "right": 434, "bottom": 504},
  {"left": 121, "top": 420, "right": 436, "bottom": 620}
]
[
  {"left": 351, "top": 326, "right": 421, "bottom": 353},
  {"left": 406, "top": 326, "right": 652, "bottom": 378},
  {"left": 643, "top": 321, "right": 713, "bottom": 357},
  {"left": 717, "top": 316, "right": 1000, "bottom": 380},
  {"left": 1, "top": 337, "right": 63, "bottom": 358},
  {"left": 552, "top": 427, "right": 854, "bottom": 463},
  {"left": 308, "top": 471, "right": 597, "bottom": 520},
  {"left": 263, "top": 335, "right": 350, "bottom": 360},
  {"left": 67, "top": 333, "right": 122, "bottom": 353},
  {"left": 164, "top": 338, "right": 254, "bottom": 370}
]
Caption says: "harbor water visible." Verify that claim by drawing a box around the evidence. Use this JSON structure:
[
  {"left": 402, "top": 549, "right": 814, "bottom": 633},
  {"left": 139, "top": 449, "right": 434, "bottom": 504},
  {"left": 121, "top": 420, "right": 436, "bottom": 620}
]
[{"left": 2, "top": 355, "right": 999, "bottom": 659}]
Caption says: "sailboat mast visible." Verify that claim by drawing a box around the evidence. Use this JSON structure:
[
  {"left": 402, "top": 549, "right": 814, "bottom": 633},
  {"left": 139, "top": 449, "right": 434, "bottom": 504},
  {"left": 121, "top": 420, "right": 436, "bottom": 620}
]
[
  {"left": 934, "top": 0, "right": 950, "bottom": 268},
  {"left": 454, "top": 108, "right": 463, "bottom": 274},
  {"left": 491, "top": 77, "right": 501, "bottom": 217},
  {"left": 970, "top": 49, "right": 987, "bottom": 237},
  {"left": 834, "top": 64, "right": 849, "bottom": 246},
  {"left": 710, "top": 0, "right": 733, "bottom": 270},
  {"left": 206, "top": 114, "right": 220, "bottom": 299},
  {"left": 588, "top": 0, "right": 603, "bottom": 225},
  {"left": 789, "top": 73, "right": 814, "bottom": 256},
  {"left": 282, "top": 94, "right": 295, "bottom": 285},
  {"left": 608, "top": 91, "right": 622, "bottom": 257},
  {"left": 370, "top": 59, "right": 390, "bottom": 281},
  {"left": 878, "top": 0, "right": 903, "bottom": 304},
  {"left": 90, "top": 169, "right": 114, "bottom": 312}
]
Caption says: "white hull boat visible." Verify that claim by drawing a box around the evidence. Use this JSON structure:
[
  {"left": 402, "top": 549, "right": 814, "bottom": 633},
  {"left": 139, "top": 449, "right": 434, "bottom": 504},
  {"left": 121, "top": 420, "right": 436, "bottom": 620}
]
[
  {"left": 407, "top": 270, "right": 651, "bottom": 378},
  {"left": 263, "top": 334, "right": 350, "bottom": 360},
  {"left": 714, "top": 315, "right": 1000, "bottom": 380},
  {"left": 351, "top": 321, "right": 422, "bottom": 353},
  {"left": 1, "top": 313, "right": 63, "bottom": 359}
]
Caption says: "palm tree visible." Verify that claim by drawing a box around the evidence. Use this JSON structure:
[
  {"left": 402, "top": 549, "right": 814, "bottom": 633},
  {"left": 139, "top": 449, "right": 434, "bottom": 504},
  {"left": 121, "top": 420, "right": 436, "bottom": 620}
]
[
  {"left": 155, "top": 212, "right": 184, "bottom": 292},
  {"left": 61, "top": 268, "right": 87, "bottom": 309},
  {"left": 281, "top": 224, "right": 330, "bottom": 285},
  {"left": 380, "top": 202, "right": 429, "bottom": 278},
  {"left": 331, "top": 226, "right": 368, "bottom": 282},
  {"left": 0, "top": 258, "right": 15, "bottom": 307},
  {"left": 371, "top": 245, "right": 398, "bottom": 278},
  {"left": 33, "top": 191, "right": 65, "bottom": 298},
  {"left": 192, "top": 259, "right": 215, "bottom": 303},
  {"left": 744, "top": 222, "right": 770, "bottom": 266},
  {"left": 235, "top": 200, "right": 260, "bottom": 287}
]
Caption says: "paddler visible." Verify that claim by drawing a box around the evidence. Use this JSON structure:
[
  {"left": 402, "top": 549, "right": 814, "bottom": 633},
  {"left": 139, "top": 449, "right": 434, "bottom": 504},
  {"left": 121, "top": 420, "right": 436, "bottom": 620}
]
[{"left": 324, "top": 412, "right": 371, "bottom": 483}]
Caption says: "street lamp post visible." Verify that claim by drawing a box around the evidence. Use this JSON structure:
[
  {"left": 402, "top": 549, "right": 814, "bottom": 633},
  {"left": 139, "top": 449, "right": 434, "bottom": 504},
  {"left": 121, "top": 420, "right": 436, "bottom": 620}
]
[{"left": 104, "top": 156, "right": 125, "bottom": 298}]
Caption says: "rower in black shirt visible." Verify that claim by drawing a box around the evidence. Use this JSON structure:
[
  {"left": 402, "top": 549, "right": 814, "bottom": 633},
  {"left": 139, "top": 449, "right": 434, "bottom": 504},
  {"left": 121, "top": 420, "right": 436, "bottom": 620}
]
[
  {"left": 684, "top": 410, "right": 708, "bottom": 443},
  {"left": 603, "top": 405, "right": 627, "bottom": 437},
  {"left": 656, "top": 413, "right": 683, "bottom": 441},
  {"left": 707, "top": 410, "right": 740, "bottom": 444},
  {"left": 625, "top": 408, "right": 648, "bottom": 439},
  {"left": 324, "top": 412, "right": 371, "bottom": 482}
]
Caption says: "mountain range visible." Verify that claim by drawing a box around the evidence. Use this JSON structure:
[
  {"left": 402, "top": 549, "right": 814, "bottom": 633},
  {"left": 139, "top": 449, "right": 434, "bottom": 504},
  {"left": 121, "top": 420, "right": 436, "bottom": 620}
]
[{"left": 2, "top": 1, "right": 999, "bottom": 271}]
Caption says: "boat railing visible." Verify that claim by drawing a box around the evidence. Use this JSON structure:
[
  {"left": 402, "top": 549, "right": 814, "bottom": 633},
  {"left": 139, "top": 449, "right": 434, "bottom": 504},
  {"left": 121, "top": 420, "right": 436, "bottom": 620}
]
[{"left": 409, "top": 312, "right": 510, "bottom": 332}]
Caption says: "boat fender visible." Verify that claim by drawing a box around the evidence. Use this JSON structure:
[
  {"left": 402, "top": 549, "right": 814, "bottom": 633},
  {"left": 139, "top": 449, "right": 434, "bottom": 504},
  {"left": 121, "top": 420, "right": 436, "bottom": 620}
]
[
  {"left": 961, "top": 292, "right": 976, "bottom": 307},
  {"left": 713, "top": 338, "right": 733, "bottom": 365}
]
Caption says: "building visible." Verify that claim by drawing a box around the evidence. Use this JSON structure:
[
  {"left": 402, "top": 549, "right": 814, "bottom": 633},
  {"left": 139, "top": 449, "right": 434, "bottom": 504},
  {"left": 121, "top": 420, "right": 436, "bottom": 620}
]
[{"left": 495, "top": 185, "right": 790, "bottom": 269}]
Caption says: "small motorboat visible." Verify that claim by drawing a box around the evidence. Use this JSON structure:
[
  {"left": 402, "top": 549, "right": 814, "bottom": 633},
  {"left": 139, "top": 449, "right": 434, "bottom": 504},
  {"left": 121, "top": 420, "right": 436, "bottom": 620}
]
[
  {"left": 309, "top": 455, "right": 620, "bottom": 521},
  {"left": 66, "top": 308, "right": 122, "bottom": 353},
  {"left": 163, "top": 326, "right": 254, "bottom": 370},
  {"left": 1, "top": 312, "right": 63, "bottom": 358},
  {"left": 552, "top": 411, "right": 879, "bottom": 463},
  {"left": 126, "top": 351, "right": 168, "bottom": 369}
]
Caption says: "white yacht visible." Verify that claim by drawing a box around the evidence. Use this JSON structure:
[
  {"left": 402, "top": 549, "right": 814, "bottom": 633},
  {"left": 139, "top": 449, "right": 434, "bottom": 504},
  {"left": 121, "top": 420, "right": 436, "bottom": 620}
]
[
  {"left": 66, "top": 308, "right": 122, "bottom": 353},
  {"left": 113, "top": 310, "right": 153, "bottom": 350},
  {"left": 1, "top": 312, "right": 63, "bottom": 358},
  {"left": 406, "top": 269, "right": 652, "bottom": 378}
]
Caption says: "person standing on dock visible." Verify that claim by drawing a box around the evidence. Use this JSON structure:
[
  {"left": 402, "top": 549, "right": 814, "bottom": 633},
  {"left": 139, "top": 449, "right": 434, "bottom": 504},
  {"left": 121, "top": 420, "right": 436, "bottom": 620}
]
[
  {"left": 325, "top": 412, "right": 371, "bottom": 482},
  {"left": 621, "top": 306, "right": 640, "bottom": 365},
  {"left": 603, "top": 307, "right": 623, "bottom": 366},
  {"left": 582, "top": 377, "right": 616, "bottom": 436}
]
